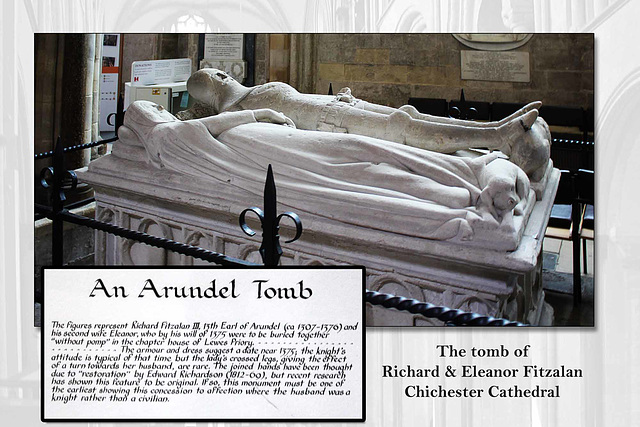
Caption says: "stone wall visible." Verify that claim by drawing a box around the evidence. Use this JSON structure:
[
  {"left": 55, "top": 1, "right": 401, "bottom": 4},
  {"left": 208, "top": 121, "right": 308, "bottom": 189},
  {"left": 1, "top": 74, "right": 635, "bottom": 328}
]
[
  {"left": 314, "top": 34, "right": 593, "bottom": 109},
  {"left": 120, "top": 34, "right": 158, "bottom": 93},
  {"left": 118, "top": 33, "right": 593, "bottom": 109},
  {"left": 120, "top": 34, "right": 200, "bottom": 93}
]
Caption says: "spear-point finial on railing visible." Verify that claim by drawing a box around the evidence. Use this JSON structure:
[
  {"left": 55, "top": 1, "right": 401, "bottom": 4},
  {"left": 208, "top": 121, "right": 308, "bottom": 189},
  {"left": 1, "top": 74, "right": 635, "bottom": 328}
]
[
  {"left": 449, "top": 88, "right": 477, "bottom": 120},
  {"left": 239, "top": 165, "right": 302, "bottom": 266},
  {"left": 328, "top": 83, "right": 333, "bottom": 96},
  {"left": 261, "top": 164, "right": 280, "bottom": 265}
]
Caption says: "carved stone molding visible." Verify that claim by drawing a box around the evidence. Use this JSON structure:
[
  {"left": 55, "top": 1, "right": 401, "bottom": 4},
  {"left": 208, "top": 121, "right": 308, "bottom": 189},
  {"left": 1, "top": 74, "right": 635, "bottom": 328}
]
[{"left": 121, "top": 216, "right": 173, "bottom": 265}]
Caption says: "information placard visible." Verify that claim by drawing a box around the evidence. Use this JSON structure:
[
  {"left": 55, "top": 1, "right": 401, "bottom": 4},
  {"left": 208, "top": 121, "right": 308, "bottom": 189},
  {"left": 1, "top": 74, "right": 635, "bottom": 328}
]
[
  {"left": 460, "top": 50, "right": 530, "bottom": 82},
  {"left": 42, "top": 267, "right": 365, "bottom": 422},
  {"left": 130, "top": 58, "right": 192, "bottom": 86}
]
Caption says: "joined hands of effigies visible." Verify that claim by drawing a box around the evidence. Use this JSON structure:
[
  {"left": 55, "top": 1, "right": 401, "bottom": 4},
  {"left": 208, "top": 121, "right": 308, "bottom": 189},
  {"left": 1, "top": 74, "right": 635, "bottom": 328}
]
[{"left": 253, "top": 109, "right": 296, "bottom": 128}]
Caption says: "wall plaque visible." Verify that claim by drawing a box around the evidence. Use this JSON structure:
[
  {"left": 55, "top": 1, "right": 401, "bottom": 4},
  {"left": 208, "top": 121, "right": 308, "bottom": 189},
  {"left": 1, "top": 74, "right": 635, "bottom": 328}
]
[
  {"left": 204, "top": 34, "right": 244, "bottom": 60},
  {"left": 461, "top": 50, "right": 530, "bottom": 83}
]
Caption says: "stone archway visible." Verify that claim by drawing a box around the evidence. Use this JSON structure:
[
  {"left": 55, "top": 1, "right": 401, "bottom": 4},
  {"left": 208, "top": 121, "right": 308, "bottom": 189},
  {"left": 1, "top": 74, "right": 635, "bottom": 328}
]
[
  {"left": 597, "top": 68, "right": 640, "bottom": 244},
  {"left": 112, "top": 0, "right": 296, "bottom": 32}
]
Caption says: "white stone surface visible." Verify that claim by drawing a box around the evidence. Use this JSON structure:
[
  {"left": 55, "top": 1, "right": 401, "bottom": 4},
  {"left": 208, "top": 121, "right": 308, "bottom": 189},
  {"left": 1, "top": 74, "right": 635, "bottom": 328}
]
[
  {"left": 117, "top": 101, "right": 536, "bottom": 250},
  {"left": 182, "top": 69, "right": 551, "bottom": 182},
  {"left": 80, "top": 157, "right": 558, "bottom": 325},
  {"left": 79, "top": 100, "right": 559, "bottom": 325}
]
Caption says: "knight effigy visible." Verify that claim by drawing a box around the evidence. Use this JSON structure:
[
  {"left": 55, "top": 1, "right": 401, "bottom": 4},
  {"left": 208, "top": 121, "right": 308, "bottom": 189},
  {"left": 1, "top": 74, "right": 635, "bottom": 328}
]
[{"left": 178, "top": 69, "right": 551, "bottom": 183}]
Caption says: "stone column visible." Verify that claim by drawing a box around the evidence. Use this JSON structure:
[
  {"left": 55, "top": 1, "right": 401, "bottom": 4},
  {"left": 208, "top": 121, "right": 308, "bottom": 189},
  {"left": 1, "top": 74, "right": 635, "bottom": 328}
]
[
  {"left": 254, "top": 34, "right": 269, "bottom": 85},
  {"left": 177, "top": 34, "right": 200, "bottom": 75},
  {"left": 501, "top": 0, "right": 536, "bottom": 31},
  {"left": 120, "top": 34, "right": 159, "bottom": 94},
  {"left": 570, "top": 0, "right": 587, "bottom": 29},
  {"left": 59, "top": 34, "right": 96, "bottom": 202},
  {"left": 92, "top": 35, "right": 103, "bottom": 157},
  {"left": 156, "top": 34, "right": 179, "bottom": 59},
  {"left": 34, "top": 34, "right": 62, "bottom": 205},
  {"left": 585, "top": 0, "right": 595, "bottom": 23},
  {"left": 594, "top": 0, "right": 609, "bottom": 15},
  {"left": 465, "top": 0, "right": 480, "bottom": 31},
  {"left": 433, "top": 0, "right": 443, "bottom": 31},
  {"left": 59, "top": 34, "right": 96, "bottom": 169},
  {"left": 268, "top": 34, "right": 291, "bottom": 83},
  {"left": 448, "top": 1, "right": 462, "bottom": 31},
  {"left": 289, "top": 34, "right": 316, "bottom": 94}
]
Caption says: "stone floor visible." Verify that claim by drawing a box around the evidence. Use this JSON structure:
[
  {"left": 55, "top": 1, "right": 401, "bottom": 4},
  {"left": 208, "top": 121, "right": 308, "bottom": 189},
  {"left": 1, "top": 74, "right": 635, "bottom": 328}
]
[{"left": 542, "top": 237, "right": 595, "bottom": 326}]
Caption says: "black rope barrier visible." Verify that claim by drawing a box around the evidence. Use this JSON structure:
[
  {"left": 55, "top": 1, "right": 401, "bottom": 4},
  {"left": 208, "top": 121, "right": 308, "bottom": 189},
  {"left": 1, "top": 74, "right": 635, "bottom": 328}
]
[
  {"left": 365, "top": 290, "right": 526, "bottom": 326},
  {"left": 552, "top": 138, "right": 594, "bottom": 145},
  {"left": 34, "top": 197, "right": 96, "bottom": 222},
  {"left": 35, "top": 204, "right": 256, "bottom": 267},
  {"left": 35, "top": 137, "right": 118, "bottom": 160}
]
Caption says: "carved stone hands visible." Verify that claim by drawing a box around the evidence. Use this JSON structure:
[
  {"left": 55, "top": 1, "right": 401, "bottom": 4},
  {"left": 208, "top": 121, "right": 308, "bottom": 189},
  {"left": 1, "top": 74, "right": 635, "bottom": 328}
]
[
  {"left": 475, "top": 158, "right": 530, "bottom": 223},
  {"left": 336, "top": 87, "right": 356, "bottom": 103},
  {"left": 253, "top": 109, "right": 296, "bottom": 128}
]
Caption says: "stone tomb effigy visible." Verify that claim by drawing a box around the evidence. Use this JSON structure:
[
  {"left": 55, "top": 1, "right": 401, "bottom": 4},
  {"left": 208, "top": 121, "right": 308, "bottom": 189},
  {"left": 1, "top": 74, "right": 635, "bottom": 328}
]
[{"left": 80, "top": 71, "right": 558, "bottom": 326}]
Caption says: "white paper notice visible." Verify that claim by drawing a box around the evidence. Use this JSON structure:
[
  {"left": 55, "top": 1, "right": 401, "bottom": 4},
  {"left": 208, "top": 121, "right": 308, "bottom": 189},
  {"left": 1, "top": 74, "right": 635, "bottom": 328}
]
[
  {"left": 130, "top": 58, "right": 192, "bottom": 86},
  {"left": 42, "top": 267, "right": 364, "bottom": 422}
]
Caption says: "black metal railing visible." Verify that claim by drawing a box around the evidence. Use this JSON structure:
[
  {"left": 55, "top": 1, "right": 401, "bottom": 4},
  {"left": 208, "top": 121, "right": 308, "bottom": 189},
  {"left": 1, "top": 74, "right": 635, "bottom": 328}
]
[
  {"left": 35, "top": 137, "right": 286, "bottom": 268},
  {"left": 365, "top": 291, "right": 525, "bottom": 326},
  {"left": 35, "top": 135, "right": 525, "bottom": 326},
  {"left": 35, "top": 204, "right": 256, "bottom": 267}
]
